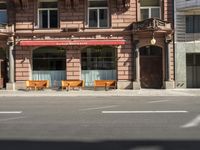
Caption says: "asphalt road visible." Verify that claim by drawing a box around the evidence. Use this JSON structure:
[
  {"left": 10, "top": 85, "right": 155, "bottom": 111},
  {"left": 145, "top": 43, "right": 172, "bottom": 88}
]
[{"left": 0, "top": 96, "right": 200, "bottom": 150}]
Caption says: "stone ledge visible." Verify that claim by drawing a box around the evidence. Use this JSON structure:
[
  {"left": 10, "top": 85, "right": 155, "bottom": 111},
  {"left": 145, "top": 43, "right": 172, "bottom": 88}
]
[
  {"left": 164, "top": 81, "right": 175, "bottom": 89},
  {"left": 6, "top": 83, "right": 16, "bottom": 91},
  {"left": 133, "top": 81, "right": 141, "bottom": 90}
]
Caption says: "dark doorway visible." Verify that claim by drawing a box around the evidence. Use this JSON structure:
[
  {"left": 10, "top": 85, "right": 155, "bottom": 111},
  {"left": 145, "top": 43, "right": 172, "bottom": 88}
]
[
  {"left": 186, "top": 53, "right": 200, "bottom": 88},
  {"left": 0, "top": 48, "right": 7, "bottom": 88},
  {"left": 140, "top": 45, "right": 162, "bottom": 88}
]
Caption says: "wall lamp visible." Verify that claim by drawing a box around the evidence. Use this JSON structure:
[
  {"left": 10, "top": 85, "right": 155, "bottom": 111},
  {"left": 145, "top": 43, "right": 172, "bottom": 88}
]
[{"left": 150, "top": 32, "right": 156, "bottom": 45}]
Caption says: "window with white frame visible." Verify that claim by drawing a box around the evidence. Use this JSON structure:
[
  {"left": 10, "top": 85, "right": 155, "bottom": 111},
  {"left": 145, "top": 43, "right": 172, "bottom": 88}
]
[
  {"left": 0, "top": 2, "right": 7, "bottom": 24},
  {"left": 88, "top": 0, "right": 109, "bottom": 28},
  {"left": 140, "top": 0, "right": 160, "bottom": 21},
  {"left": 38, "top": 0, "right": 58, "bottom": 28}
]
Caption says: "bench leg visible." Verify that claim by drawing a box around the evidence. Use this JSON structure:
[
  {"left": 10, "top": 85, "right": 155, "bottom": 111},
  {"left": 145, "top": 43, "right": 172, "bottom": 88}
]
[
  {"left": 105, "top": 85, "right": 108, "bottom": 91},
  {"left": 66, "top": 84, "right": 70, "bottom": 91}
]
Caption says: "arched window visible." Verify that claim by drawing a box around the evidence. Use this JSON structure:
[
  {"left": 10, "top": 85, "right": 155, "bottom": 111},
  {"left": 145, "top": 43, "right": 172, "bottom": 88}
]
[
  {"left": 33, "top": 47, "right": 65, "bottom": 70},
  {"left": 32, "top": 47, "right": 66, "bottom": 87},
  {"left": 81, "top": 46, "right": 116, "bottom": 86}
]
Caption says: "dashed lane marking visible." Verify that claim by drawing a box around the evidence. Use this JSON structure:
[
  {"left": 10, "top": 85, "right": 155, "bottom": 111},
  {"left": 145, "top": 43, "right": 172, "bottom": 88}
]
[
  {"left": 0, "top": 111, "right": 22, "bottom": 114},
  {"left": 102, "top": 111, "right": 188, "bottom": 114}
]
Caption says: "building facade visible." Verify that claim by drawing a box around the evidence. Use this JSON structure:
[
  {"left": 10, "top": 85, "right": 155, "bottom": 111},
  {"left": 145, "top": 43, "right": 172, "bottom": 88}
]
[
  {"left": 0, "top": 0, "right": 174, "bottom": 90},
  {"left": 175, "top": 0, "right": 200, "bottom": 88}
]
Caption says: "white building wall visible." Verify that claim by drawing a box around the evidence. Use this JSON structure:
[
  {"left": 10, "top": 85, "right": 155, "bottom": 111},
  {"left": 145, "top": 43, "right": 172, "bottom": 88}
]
[{"left": 175, "top": 0, "right": 200, "bottom": 88}]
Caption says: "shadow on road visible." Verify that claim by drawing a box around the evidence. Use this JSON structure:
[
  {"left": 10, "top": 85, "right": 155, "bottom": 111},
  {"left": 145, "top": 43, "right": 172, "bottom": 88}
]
[{"left": 0, "top": 140, "right": 200, "bottom": 150}]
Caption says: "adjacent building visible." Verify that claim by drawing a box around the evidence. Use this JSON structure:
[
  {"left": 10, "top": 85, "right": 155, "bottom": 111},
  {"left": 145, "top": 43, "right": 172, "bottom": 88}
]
[
  {"left": 175, "top": 0, "right": 200, "bottom": 88},
  {"left": 0, "top": 0, "right": 174, "bottom": 90}
]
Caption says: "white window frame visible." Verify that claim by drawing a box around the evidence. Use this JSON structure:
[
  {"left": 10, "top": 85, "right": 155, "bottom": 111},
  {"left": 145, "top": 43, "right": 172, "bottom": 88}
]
[
  {"left": 0, "top": 2, "right": 7, "bottom": 24},
  {"left": 37, "top": 0, "right": 58, "bottom": 29},
  {"left": 38, "top": 8, "right": 58, "bottom": 28},
  {"left": 88, "top": 0, "right": 109, "bottom": 28},
  {"left": 140, "top": 6, "right": 161, "bottom": 20}
]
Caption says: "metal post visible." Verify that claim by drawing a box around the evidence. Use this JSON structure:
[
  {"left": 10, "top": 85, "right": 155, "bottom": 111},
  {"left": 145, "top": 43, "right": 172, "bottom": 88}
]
[
  {"left": 135, "top": 45, "right": 140, "bottom": 82},
  {"left": 8, "top": 36, "right": 14, "bottom": 83},
  {"left": 133, "top": 40, "right": 141, "bottom": 90}
]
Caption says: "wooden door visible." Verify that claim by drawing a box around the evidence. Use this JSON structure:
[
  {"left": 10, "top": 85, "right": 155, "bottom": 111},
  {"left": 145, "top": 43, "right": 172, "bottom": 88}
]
[{"left": 140, "top": 46, "right": 162, "bottom": 89}]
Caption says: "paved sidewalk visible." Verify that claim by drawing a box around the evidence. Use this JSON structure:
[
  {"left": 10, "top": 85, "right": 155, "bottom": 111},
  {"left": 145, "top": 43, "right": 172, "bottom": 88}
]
[{"left": 0, "top": 89, "right": 199, "bottom": 97}]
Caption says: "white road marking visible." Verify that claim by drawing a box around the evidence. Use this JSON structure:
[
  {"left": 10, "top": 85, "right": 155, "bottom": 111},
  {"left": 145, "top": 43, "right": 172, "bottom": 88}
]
[
  {"left": 0, "top": 116, "right": 26, "bottom": 122},
  {"left": 0, "top": 111, "right": 22, "bottom": 114},
  {"left": 81, "top": 105, "right": 118, "bottom": 111},
  {"left": 148, "top": 100, "right": 172, "bottom": 103},
  {"left": 102, "top": 111, "right": 188, "bottom": 114},
  {"left": 181, "top": 115, "right": 200, "bottom": 128}
]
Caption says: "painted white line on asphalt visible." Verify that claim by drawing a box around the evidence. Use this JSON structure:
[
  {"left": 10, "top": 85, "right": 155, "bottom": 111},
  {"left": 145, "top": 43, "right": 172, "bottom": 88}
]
[
  {"left": 0, "top": 111, "right": 22, "bottom": 114},
  {"left": 81, "top": 105, "right": 118, "bottom": 111},
  {"left": 0, "top": 116, "right": 26, "bottom": 122},
  {"left": 181, "top": 115, "right": 200, "bottom": 128},
  {"left": 148, "top": 100, "right": 172, "bottom": 103},
  {"left": 102, "top": 111, "right": 188, "bottom": 114}
]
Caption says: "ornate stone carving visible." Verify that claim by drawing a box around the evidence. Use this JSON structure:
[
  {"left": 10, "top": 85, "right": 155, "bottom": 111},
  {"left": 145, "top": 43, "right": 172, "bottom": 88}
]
[
  {"left": 65, "top": 0, "right": 72, "bottom": 9},
  {"left": 117, "top": 0, "right": 130, "bottom": 10},
  {"left": 73, "top": 0, "right": 79, "bottom": 9},
  {"left": 133, "top": 18, "right": 172, "bottom": 32},
  {"left": 13, "top": 0, "right": 28, "bottom": 9}
]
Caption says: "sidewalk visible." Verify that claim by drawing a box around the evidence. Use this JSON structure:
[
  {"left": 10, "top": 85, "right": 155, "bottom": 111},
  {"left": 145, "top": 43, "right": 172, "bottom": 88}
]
[{"left": 0, "top": 89, "right": 199, "bottom": 97}]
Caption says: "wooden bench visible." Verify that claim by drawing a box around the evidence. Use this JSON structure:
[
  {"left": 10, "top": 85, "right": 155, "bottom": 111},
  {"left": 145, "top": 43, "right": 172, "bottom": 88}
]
[
  {"left": 61, "top": 80, "right": 84, "bottom": 91},
  {"left": 26, "top": 80, "right": 49, "bottom": 90},
  {"left": 94, "top": 80, "right": 116, "bottom": 91}
]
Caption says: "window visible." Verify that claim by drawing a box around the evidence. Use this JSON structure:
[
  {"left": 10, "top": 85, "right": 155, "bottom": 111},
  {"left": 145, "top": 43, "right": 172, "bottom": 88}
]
[
  {"left": 88, "top": 0, "right": 109, "bottom": 28},
  {"left": 81, "top": 47, "right": 116, "bottom": 70},
  {"left": 140, "top": 0, "right": 160, "bottom": 21},
  {"left": 0, "top": 2, "right": 7, "bottom": 24},
  {"left": 186, "top": 15, "right": 200, "bottom": 33},
  {"left": 38, "top": 0, "right": 58, "bottom": 28},
  {"left": 33, "top": 47, "right": 66, "bottom": 70}
]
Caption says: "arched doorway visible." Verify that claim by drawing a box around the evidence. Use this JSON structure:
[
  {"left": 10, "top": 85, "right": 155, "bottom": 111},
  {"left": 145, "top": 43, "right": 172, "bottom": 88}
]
[
  {"left": 81, "top": 46, "right": 116, "bottom": 86},
  {"left": 32, "top": 47, "right": 66, "bottom": 87},
  {"left": 140, "top": 45, "right": 163, "bottom": 88}
]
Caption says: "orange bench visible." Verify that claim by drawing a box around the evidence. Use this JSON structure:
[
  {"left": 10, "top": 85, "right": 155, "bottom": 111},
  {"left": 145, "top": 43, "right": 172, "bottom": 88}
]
[
  {"left": 26, "top": 80, "right": 49, "bottom": 90},
  {"left": 94, "top": 80, "right": 116, "bottom": 91},
  {"left": 61, "top": 80, "right": 84, "bottom": 91}
]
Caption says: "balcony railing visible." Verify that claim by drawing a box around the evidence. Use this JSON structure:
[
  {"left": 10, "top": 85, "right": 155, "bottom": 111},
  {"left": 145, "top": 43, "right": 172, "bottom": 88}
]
[
  {"left": 132, "top": 18, "right": 172, "bottom": 32},
  {"left": 176, "top": 0, "right": 200, "bottom": 11}
]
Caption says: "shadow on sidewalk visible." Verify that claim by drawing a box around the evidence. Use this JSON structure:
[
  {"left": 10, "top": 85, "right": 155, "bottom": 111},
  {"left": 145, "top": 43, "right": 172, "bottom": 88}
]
[{"left": 0, "top": 140, "right": 200, "bottom": 150}]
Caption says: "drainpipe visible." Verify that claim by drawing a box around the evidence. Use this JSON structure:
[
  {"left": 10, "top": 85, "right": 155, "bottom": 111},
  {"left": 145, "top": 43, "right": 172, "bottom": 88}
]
[
  {"left": 6, "top": 35, "right": 15, "bottom": 90},
  {"left": 132, "top": 39, "right": 141, "bottom": 90},
  {"left": 165, "top": 40, "right": 170, "bottom": 81},
  {"left": 8, "top": 36, "right": 14, "bottom": 83}
]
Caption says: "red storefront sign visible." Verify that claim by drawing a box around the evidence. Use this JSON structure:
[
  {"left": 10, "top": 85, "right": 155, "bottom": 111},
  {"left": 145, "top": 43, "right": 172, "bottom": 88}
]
[{"left": 19, "top": 40, "right": 126, "bottom": 46}]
